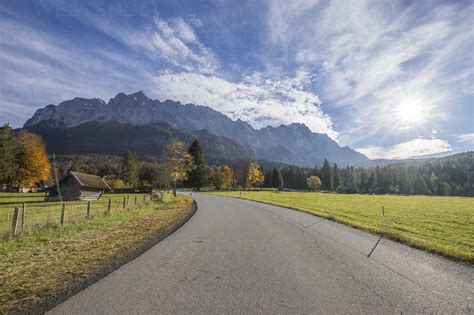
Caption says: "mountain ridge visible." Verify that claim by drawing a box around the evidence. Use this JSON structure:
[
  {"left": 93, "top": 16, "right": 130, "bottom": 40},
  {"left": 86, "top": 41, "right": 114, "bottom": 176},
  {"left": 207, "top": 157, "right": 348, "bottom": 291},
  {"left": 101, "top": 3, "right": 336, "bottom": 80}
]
[{"left": 24, "top": 91, "right": 368, "bottom": 166}]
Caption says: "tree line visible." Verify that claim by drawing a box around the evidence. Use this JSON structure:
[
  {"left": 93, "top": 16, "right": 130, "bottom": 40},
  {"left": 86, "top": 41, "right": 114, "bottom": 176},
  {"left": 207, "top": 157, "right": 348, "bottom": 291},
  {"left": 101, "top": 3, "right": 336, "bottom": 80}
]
[
  {"left": 1, "top": 123, "right": 472, "bottom": 197},
  {"left": 261, "top": 155, "right": 473, "bottom": 196},
  {"left": 114, "top": 139, "right": 267, "bottom": 194}
]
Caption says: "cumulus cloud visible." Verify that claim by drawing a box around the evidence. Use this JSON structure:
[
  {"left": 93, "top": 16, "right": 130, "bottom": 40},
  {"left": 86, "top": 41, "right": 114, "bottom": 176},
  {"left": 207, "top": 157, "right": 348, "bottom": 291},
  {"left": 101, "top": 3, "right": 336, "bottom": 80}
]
[
  {"left": 153, "top": 71, "right": 337, "bottom": 139},
  {"left": 356, "top": 138, "right": 452, "bottom": 160}
]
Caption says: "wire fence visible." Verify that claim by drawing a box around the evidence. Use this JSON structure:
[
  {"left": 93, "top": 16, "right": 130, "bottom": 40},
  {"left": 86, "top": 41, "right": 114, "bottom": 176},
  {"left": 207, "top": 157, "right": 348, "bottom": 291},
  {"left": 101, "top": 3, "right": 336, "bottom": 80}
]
[{"left": 0, "top": 193, "right": 152, "bottom": 241}]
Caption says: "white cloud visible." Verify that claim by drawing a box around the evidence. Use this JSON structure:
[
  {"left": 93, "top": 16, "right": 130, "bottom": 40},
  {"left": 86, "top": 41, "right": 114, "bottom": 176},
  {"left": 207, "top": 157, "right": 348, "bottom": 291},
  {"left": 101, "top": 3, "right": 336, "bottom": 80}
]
[
  {"left": 81, "top": 14, "right": 219, "bottom": 74},
  {"left": 356, "top": 138, "right": 452, "bottom": 159},
  {"left": 0, "top": 18, "right": 154, "bottom": 126},
  {"left": 153, "top": 71, "right": 337, "bottom": 139},
  {"left": 264, "top": 0, "right": 474, "bottom": 146}
]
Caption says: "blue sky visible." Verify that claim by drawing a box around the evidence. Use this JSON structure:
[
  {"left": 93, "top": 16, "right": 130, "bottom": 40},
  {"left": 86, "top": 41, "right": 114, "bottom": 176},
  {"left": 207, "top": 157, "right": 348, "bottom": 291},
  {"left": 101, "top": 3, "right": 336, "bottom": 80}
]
[{"left": 0, "top": 0, "right": 473, "bottom": 159}]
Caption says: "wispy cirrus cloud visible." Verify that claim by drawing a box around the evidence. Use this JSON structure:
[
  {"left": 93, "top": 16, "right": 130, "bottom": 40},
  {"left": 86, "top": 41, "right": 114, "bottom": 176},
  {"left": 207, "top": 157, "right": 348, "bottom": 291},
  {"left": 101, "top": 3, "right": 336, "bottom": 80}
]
[
  {"left": 264, "top": 0, "right": 473, "bottom": 147},
  {"left": 455, "top": 133, "right": 474, "bottom": 145},
  {"left": 356, "top": 138, "right": 452, "bottom": 160},
  {"left": 69, "top": 10, "right": 220, "bottom": 74},
  {"left": 0, "top": 16, "right": 154, "bottom": 125}
]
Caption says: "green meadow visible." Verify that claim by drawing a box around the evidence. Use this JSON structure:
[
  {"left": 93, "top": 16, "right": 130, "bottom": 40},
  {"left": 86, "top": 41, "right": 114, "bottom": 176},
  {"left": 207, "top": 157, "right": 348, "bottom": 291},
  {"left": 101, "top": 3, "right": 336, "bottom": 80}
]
[{"left": 208, "top": 191, "right": 474, "bottom": 261}]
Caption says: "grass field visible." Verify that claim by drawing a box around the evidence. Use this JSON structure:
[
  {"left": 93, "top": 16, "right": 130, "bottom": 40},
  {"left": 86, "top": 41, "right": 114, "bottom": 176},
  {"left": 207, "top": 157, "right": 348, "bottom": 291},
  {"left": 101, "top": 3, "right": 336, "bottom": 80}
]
[
  {"left": 207, "top": 191, "right": 474, "bottom": 262},
  {"left": 0, "top": 193, "right": 193, "bottom": 314},
  {"left": 0, "top": 193, "right": 151, "bottom": 239}
]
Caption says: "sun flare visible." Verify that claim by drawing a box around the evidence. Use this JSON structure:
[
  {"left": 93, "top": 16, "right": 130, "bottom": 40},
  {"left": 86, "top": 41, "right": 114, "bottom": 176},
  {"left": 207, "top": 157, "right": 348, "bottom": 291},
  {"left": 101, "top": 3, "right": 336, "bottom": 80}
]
[{"left": 395, "top": 101, "right": 425, "bottom": 124}]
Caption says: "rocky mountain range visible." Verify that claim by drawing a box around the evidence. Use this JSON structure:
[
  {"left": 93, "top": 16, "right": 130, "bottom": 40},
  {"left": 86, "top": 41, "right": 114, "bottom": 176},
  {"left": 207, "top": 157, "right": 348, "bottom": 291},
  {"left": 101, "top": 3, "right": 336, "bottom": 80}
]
[{"left": 24, "top": 91, "right": 369, "bottom": 166}]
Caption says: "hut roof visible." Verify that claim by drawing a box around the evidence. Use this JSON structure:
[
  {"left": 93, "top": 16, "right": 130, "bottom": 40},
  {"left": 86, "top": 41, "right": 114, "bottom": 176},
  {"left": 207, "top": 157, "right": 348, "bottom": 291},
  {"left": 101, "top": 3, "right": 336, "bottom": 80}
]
[{"left": 69, "top": 171, "right": 111, "bottom": 190}]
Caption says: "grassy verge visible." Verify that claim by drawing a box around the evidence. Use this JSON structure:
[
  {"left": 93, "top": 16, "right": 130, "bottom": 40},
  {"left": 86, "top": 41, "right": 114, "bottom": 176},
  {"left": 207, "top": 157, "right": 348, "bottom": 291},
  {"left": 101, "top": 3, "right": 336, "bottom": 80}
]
[
  {"left": 207, "top": 191, "right": 474, "bottom": 262},
  {"left": 0, "top": 193, "right": 150, "bottom": 238},
  {"left": 0, "top": 194, "right": 193, "bottom": 314}
]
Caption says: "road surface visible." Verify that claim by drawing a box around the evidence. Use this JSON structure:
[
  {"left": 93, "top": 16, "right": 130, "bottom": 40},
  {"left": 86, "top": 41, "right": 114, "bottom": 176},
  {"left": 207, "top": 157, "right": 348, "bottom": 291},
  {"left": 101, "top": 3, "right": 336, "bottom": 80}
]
[{"left": 50, "top": 193, "right": 473, "bottom": 314}]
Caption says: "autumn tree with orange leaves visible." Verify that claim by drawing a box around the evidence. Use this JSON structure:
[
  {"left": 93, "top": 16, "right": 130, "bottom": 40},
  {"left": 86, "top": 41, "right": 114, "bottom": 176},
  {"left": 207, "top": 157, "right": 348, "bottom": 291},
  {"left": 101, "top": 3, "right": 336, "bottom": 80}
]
[{"left": 15, "top": 130, "right": 51, "bottom": 187}]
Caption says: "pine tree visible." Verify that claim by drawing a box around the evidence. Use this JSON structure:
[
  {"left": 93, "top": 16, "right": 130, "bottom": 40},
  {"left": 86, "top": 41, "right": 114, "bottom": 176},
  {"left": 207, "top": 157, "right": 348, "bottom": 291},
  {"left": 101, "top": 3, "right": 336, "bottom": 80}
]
[
  {"left": 367, "top": 171, "right": 377, "bottom": 193},
  {"left": 320, "top": 159, "right": 332, "bottom": 190},
  {"left": 186, "top": 139, "right": 207, "bottom": 190},
  {"left": 333, "top": 163, "right": 341, "bottom": 190},
  {"left": 0, "top": 124, "right": 21, "bottom": 187},
  {"left": 263, "top": 167, "right": 272, "bottom": 188},
  {"left": 69, "top": 156, "right": 84, "bottom": 172},
  {"left": 120, "top": 151, "right": 139, "bottom": 188},
  {"left": 271, "top": 168, "right": 284, "bottom": 189}
]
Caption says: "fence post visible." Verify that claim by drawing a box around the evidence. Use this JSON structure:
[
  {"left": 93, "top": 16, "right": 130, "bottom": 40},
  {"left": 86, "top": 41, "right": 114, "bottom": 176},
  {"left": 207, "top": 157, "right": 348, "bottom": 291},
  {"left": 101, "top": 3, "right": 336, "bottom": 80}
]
[
  {"left": 87, "top": 201, "right": 91, "bottom": 218},
  {"left": 21, "top": 203, "right": 26, "bottom": 230},
  {"left": 143, "top": 194, "right": 146, "bottom": 204},
  {"left": 107, "top": 198, "right": 112, "bottom": 215},
  {"left": 127, "top": 195, "right": 130, "bottom": 208},
  {"left": 123, "top": 197, "right": 126, "bottom": 209},
  {"left": 60, "top": 203, "right": 66, "bottom": 226},
  {"left": 134, "top": 196, "right": 137, "bottom": 206},
  {"left": 12, "top": 207, "right": 20, "bottom": 235}
]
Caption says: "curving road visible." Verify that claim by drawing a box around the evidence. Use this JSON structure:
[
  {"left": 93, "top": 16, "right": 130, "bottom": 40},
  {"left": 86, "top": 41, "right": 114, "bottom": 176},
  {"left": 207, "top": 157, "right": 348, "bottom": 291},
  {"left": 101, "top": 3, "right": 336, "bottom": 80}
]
[{"left": 49, "top": 193, "right": 473, "bottom": 314}]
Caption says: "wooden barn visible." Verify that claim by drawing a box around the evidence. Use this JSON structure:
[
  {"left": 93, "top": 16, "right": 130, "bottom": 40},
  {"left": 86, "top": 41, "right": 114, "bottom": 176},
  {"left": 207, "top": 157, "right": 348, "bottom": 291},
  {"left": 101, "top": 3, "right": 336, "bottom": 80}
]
[{"left": 46, "top": 171, "right": 111, "bottom": 201}]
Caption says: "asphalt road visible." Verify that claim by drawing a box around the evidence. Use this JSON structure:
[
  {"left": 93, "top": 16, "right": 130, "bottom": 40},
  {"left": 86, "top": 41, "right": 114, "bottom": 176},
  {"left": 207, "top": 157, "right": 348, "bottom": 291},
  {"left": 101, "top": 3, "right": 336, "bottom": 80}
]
[{"left": 49, "top": 193, "right": 473, "bottom": 314}]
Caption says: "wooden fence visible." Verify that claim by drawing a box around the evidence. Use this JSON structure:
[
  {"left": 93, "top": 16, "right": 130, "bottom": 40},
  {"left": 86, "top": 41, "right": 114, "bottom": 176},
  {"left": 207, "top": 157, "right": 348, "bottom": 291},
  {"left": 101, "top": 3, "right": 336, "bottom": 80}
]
[{"left": 1, "top": 194, "right": 152, "bottom": 240}]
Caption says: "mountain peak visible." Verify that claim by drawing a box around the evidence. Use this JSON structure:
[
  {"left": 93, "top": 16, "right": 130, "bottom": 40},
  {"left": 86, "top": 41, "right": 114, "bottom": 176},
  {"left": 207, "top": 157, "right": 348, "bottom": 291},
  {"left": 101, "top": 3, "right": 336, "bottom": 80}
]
[
  {"left": 130, "top": 90, "right": 147, "bottom": 98},
  {"left": 23, "top": 92, "right": 369, "bottom": 166}
]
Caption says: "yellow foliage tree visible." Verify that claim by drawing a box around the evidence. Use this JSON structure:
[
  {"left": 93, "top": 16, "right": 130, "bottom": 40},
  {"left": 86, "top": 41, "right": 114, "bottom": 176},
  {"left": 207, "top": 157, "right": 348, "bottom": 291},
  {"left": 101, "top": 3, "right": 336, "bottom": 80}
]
[
  {"left": 163, "top": 141, "right": 195, "bottom": 196},
  {"left": 220, "top": 165, "right": 234, "bottom": 190},
  {"left": 106, "top": 178, "right": 126, "bottom": 190},
  {"left": 306, "top": 175, "right": 322, "bottom": 190},
  {"left": 246, "top": 162, "right": 264, "bottom": 190},
  {"left": 16, "top": 131, "right": 51, "bottom": 187},
  {"left": 210, "top": 165, "right": 234, "bottom": 190}
]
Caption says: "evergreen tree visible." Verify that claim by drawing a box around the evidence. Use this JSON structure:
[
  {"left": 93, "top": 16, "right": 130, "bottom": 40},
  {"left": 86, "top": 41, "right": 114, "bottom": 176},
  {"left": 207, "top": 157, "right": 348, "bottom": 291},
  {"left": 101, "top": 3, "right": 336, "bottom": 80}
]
[
  {"left": 186, "top": 139, "right": 207, "bottom": 190},
  {"left": 320, "top": 159, "right": 333, "bottom": 190},
  {"left": 333, "top": 163, "right": 341, "bottom": 190},
  {"left": 271, "top": 168, "right": 284, "bottom": 189},
  {"left": 0, "top": 124, "right": 22, "bottom": 188},
  {"left": 69, "top": 156, "right": 84, "bottom": 172},
  {"left": 263, "top": 167, "right": 272, "bottom": 188},
  {"left": 367, "top": 171, "right": 377, "bottom": 193},
  {"left": 358, "top": 167, "right": 368, "bottom": 193},
  {"left": 120, "top": 150, "right": 139, "bottom": 188}
]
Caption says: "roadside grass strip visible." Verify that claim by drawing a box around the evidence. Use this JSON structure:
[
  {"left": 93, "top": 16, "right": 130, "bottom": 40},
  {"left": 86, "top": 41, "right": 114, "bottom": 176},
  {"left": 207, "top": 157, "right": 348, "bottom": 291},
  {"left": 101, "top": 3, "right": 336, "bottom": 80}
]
[
  {"left": 207, "top": 191, "right": 474, "bottom": 262},
  {"left": 0, "top": 194, "right": 193, "bottom": 314}
]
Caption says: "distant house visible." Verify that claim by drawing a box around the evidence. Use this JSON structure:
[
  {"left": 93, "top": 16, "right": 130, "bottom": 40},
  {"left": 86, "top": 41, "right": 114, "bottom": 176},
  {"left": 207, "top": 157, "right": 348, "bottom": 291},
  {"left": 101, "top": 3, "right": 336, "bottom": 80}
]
[{"left": 46, "top": 171, "right": 111, "bottom": 201}]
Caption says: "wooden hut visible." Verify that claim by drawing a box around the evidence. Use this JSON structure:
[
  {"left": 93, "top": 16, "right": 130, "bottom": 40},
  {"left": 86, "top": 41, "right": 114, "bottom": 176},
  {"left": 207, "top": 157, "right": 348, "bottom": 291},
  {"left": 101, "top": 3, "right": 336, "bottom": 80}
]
[{"left": 46, "top": 171, "right": 111, "bottom": 201}]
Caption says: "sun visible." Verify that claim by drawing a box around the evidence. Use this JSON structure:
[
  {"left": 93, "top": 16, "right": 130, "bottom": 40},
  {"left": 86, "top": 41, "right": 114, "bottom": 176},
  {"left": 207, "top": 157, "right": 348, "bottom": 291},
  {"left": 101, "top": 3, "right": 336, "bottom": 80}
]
[{"left": 395, "top": 101, "right": 425, "bottom": 124}]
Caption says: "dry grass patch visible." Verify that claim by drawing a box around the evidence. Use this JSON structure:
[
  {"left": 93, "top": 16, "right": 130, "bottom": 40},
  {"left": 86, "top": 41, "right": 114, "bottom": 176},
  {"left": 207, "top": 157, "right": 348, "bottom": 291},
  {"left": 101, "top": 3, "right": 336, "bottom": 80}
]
[{"left": 0, "top": 194, "right": 193, "bottom": 314}]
